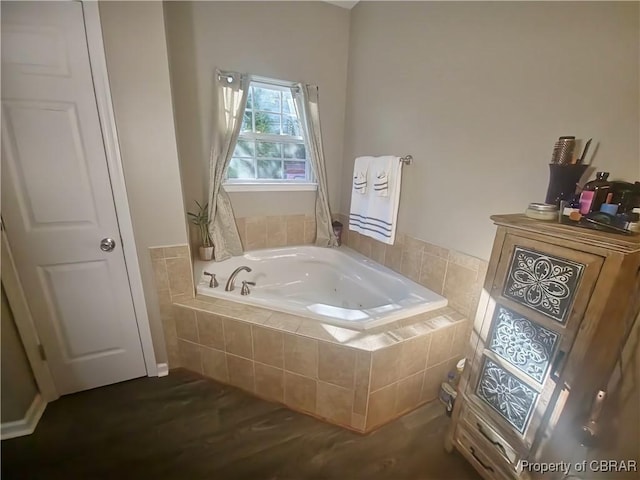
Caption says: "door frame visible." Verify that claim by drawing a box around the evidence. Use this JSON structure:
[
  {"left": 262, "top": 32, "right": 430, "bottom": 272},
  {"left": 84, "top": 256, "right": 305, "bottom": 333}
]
[
  {"left": 82, "top": 2, "right": 158, "bottom": 377},
  {"left": 1, "top": 1, "right": 158, "bottom": 400}
]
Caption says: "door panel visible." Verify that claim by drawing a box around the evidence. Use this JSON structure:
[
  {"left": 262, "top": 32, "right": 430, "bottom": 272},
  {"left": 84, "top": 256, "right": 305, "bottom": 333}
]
[
  {"left": 39, "top": 261, "right": 125, "bottom": 359},
  {"left": 1, "top": 2, "right": 146, "bottom": 394},
  {"left": 2, "top": 24, "right": 70, "bottom": 77},
  {"left": 3, "top": 101, "right": 98, "bottom": 227}
]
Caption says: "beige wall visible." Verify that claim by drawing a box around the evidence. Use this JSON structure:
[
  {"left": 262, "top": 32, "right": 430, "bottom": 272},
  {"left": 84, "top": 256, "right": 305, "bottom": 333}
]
[
  {"left": 100, "top": 1, "right": 189, "bottom": 364},
  {"left": 342, "top": 1, "right": 640, "bottom": 260},
  {"left": 1, "top": 286, "right": 38, "bottom": 423},
  {"left": 163, "top": 1, "right": 350, "bottom": 230}
]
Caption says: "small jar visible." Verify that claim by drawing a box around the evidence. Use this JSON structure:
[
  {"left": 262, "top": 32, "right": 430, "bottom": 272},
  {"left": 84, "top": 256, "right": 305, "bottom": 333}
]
[{"left": 525, "top": 202, "right": 559, "bottom": 221}]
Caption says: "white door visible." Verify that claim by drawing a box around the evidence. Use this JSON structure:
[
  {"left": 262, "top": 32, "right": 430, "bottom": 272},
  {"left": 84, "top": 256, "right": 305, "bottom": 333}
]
[{"left": 1, "top": 2, "right": 147, "bottom": 395}]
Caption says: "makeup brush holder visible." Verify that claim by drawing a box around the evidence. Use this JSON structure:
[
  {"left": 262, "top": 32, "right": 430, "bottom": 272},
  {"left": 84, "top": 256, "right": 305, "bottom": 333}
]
[{"left": 545, "top": 164, "right": 589, "bottom": 206}]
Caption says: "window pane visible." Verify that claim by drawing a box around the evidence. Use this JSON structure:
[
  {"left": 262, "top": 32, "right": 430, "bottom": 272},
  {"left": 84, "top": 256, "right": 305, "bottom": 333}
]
[
  {"left": 283, "top": 143, "right": 306, "bottom": 159},
  {"left": 246, "top": 87, "right": 253, "bottom": 110},
  {"left": 257, "top": 160, "right": 283, "bottom": 179},
  {"left": 256, "top": 141, "right": 282, "bottom": 158},
  {"left": 233, "top": 139, "right": 254, "bottom": 157},
  {"left": 241, "top": 111, "right": 252, "bottom": 133},
  {"left": 253, "top": 87, "right": 281, "bottom": 113},
  {"left": 283, "top": 91, "right": 295, "bottom": 114},
  {"left": 254, "top": 112, "right": 281, "bottom": 135},
  {"left": 282, "top": 115, "right": 301, "bottom": 137},
  {"left": 227, "top": 158, "right": 255, "bottom": 179},
  {"left": 284, "top": 160, "right": 307, "bottom": 180}
]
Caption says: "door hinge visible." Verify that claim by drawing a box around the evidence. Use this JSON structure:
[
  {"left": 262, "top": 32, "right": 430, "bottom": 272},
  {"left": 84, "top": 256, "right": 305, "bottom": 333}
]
[{"left": 38, "top": 344, "right": 47, "bottom": 362}]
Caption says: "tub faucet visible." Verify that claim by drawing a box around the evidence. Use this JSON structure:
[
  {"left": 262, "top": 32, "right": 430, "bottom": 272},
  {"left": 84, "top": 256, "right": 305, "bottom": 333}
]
[
  {"left": 203, "top": 271, "right": 218, "bottom": 288},
  {"left": 241, "top": 281, "right": 256, "bottom": 296},
  {"left": 225, "top": 266, "right": 252, "bottom": 292}
]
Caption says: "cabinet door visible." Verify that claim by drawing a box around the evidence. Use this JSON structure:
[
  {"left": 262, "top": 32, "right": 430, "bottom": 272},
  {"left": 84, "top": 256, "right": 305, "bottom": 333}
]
[{"left": 465, "top": 234, "right": 603, "bottom": 450}]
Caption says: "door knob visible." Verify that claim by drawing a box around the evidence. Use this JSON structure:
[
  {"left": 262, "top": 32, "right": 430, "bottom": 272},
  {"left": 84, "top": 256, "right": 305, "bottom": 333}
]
[{"left": 100, "top": 238, "right": 116, "bottom": 252}]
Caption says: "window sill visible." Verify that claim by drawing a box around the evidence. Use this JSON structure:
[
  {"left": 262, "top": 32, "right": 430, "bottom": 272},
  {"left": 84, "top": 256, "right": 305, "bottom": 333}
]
[{"left": 223, "top": 182, "right": 318, "bottom": 193}]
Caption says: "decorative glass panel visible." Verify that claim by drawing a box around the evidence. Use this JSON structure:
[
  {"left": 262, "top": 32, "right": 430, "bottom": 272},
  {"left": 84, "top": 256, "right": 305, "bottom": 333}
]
[
  {"left": 503, "top": 247, "right": 584, "bottom": 324},
  {"left": 489, "top": 305, "right": 559, "bottom": 383},
  {"left": 477, "top": 358, "right": 538, "bottom": 433}
]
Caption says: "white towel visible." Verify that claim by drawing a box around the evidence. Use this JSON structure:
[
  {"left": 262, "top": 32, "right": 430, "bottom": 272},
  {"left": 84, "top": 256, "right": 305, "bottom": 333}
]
[
  {"left": 373, "top": 170, "right": 389, "bottom": 197},
  {"left": 349, "top": 155, "right": 402, "bottom": 245},
  {"left": 352, "top": 156, "right": 369, "bottom": 194}
]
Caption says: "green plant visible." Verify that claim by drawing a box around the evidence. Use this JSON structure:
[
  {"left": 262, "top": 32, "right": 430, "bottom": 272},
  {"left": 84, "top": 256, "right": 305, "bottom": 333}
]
[{"left": 187, "top": 201, "right": 213, "bottom": 248}]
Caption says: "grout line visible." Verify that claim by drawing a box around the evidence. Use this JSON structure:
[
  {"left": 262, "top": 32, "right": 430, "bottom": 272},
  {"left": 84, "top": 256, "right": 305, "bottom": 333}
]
[{"left": 441, "top": 255, "right": 449, "bottom": 295}]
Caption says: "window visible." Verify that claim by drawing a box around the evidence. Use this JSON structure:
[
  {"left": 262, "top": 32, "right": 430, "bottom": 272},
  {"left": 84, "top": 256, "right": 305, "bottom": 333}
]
[{"left": 225, "top": 79, "right": 314, "bottom": 191}]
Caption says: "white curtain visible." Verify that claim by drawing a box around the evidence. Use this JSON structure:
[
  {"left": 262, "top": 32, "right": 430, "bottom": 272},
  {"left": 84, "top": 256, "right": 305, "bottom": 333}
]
[
  {"left": 207, "top": 69, "right": 249, "bottom": 261},
  {"left": 292, "top": 84, "right": 338, "bottom": 247}
]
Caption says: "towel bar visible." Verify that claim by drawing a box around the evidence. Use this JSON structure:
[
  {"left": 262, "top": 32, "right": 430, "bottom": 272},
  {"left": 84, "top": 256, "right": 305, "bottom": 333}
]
[{"left": 400, "top": 155, "right": 413, "bottom": 165}]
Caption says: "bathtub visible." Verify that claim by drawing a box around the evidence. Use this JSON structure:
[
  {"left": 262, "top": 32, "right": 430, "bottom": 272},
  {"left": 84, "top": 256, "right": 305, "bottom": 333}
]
[{"left": 194, "top": 246, "right": 448, "bottom": 330}]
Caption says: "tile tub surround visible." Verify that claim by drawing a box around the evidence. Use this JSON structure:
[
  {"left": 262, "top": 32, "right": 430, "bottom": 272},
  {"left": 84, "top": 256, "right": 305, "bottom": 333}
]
[
  {"left": 236, "top": 214, "right": 317, "bottom": 250},
  {"left": 169, "top": 294, "right": 470, "bottom": 433},
  {"left": 149, "top": 245, "right": 195, "bottom": 368},
  {"left": 334, "top": 214, "right": 489, "bottom": 319}
]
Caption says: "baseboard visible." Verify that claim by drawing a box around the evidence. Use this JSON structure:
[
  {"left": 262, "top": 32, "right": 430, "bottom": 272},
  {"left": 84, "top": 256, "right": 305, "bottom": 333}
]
[
  {"left": 1, "top": 393, "right": 47, "bottom": 440},
  {"left": 156, "top": 363, "right": 169, "bottom": 377}
]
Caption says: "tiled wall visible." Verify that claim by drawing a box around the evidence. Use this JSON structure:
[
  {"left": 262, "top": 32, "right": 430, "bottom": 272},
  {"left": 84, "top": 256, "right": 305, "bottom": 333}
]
[
  {"left": 171, "top": 300, "right": 468, "bottom": 433},
  {"left": 334, "top": 214, "right": 489, "bottom": 319},
  {"left": 149, "top": 245, "right": 194, "bottom": 367},
  {"left": 236, "top": 214, "right": 316, "bottom": 250}
]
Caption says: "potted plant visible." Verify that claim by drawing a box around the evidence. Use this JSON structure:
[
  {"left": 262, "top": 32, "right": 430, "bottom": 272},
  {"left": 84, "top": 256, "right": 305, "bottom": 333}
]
[{"left": 187, "top": 201, "right": 214, "bottom": 261}]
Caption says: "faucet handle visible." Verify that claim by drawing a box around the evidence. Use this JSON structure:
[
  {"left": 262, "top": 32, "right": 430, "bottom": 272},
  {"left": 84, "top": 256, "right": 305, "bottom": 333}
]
[
  {"left": 240, "top": 281, "right": 256, "bottom": 296},
  {"left": 203, "top": 271, "right": 218, "bottom": 288}
]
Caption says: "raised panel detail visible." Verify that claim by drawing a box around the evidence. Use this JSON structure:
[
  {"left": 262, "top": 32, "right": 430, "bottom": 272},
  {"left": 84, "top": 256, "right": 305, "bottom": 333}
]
[
  {"left": 39, "top": 261, "right": 124, "bottom": 360},
  {"left": 1, "top": 25, "right": 69, "bottom": 76},
  {"left": 488, "top": 305, "right": 559, "bottom": 383},
  {"left": 476, "top": 358, "right": 538, "bottom": 433},
  {"left": 503, "top": 247, "right": 584, "bottom": 324},
  {"left": 3, "top": 101, "right": 98, "bottom": 228}
]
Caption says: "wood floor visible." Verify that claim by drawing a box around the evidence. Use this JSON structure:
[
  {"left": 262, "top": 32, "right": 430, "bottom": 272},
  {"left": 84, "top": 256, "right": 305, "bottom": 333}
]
[{"left": 1, "top": 369, "right": 480, "bottom": 480}]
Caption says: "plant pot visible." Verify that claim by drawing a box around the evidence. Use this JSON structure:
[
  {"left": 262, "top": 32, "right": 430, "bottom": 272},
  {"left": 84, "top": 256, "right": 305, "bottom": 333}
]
[{"left": 199, "top": 246, "right": 214, "bottom": 261}]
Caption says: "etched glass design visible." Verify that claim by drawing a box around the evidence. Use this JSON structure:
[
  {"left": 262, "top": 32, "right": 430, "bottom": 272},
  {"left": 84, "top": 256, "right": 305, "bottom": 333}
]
[
  {"left": 489, "top": 305, "right": 559, "bottom": 383},
  {"left": 503, "top": 247, "right": 584, "bottom": 324},
  {"left": 476, "top": 358, "right": 538, "bottom": 433}
]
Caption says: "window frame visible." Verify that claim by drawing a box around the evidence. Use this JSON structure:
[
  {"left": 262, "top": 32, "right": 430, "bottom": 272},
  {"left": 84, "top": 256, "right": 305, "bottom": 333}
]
[{"left": 223, "top": 77, "right": 317, "bottom": 192}]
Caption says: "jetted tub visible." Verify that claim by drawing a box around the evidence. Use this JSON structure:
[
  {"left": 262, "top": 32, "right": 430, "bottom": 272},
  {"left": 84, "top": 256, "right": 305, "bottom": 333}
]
[{"left": 194, "top": 246, "right": 448, "bottom": 330}]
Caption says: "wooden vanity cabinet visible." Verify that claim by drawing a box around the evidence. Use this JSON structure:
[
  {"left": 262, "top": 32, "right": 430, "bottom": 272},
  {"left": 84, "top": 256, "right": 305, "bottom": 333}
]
[{"left": 446, "top": 214, "right": 640, "bottom": 480}]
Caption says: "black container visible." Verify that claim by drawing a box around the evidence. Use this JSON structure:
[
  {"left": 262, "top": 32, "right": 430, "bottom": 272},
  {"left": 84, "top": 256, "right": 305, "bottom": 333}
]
[
  {"left": 545, "top": 163, "right": 589, "bottom": 206},
  {"left": 610, "top": 181, "right": 637, "bottom": 213}
]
